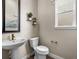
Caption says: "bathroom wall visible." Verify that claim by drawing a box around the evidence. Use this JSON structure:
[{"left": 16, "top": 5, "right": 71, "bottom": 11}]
[
  {"left": 38, "top": 0, "right": 77, "bottom": 59},
  {"left": 2, "top": 0, "right": 38, "bottom": 59}
]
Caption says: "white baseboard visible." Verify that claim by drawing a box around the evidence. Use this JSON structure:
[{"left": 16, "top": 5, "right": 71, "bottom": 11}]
[
  {"left": 22, "top": 52, "right": 34, "bottom": 59},
  {"left": 48, "top": 53, "right": 64, "bottom": 59}
]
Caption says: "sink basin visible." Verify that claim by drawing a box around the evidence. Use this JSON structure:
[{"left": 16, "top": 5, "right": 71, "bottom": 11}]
[
  {"left": 2, "top": 38, "right": 27, "bottom": 59},
  {"left": 2, "top": 39, "right": 26, "bottom": 50}
]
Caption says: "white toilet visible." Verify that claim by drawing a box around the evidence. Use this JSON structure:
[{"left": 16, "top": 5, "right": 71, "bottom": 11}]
[{"left": 30, "top": 37, "right": 49, "bottom": 59}]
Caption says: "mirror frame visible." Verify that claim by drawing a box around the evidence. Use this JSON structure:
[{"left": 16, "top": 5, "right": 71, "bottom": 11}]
[
  {"left": 2, "top": 0, "right": 20, "bottom": 33},
  {"left": 55, "top": 0, "right": 77, "bottom": 29}
]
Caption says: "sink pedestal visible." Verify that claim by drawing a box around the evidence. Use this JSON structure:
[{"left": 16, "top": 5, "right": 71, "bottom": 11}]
[{"left": 11, "top": 48, "right": 22, "bottom": 59}]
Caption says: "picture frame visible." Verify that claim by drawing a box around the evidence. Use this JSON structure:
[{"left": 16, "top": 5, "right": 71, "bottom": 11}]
[{"left": 2, "top": 0, "right": 20, "bottom": 33}]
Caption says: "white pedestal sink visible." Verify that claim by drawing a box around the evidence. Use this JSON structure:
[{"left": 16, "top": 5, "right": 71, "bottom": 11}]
[{"left": 2, "top": 39, "right": 26, "bottom": 59}]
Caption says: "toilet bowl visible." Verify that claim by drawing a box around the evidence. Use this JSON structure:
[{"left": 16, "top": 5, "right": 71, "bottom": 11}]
[
  {"left": 36, "top": 46, "right": 49, "bottom": 55},
  {"left": 30, "top": 37, "right": 49, "bottom": 59}
]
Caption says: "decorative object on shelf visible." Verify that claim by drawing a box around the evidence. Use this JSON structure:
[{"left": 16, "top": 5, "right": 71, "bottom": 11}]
[
  {"left": 32, "top": 17, "right": 37, "bottom": 25},
  {"left": 27, "top": 12, "right": 33, "bottom": 21},
  {"left": 26, "top": 12, "right": 38, "bottom": 25}
]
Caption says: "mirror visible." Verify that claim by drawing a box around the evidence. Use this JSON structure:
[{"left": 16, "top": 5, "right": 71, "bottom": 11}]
[
  {"left": 55, "top": 0, "right": 77, "bottom": 29},
  {"left": 2, "top": 0, "right": 20, "bottom": 33}
]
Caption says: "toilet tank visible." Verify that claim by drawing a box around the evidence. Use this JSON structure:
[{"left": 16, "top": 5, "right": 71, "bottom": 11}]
[{"left": 30, "top": 37, "right": 39, "bottom": 48}]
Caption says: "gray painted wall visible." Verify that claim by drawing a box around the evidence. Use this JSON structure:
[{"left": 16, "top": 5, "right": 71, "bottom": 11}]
[{"left": 38, "top": 0, "right": 77, "bottom": 59}]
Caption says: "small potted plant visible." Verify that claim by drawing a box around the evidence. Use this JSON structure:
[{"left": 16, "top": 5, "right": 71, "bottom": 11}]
[{"left": 27, "top": 12, "right": 33, "bottom": 21}]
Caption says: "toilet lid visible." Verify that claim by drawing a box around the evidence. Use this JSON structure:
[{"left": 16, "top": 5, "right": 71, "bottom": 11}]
[{"left": 36, "top": 45, "right": 49, "bottom": 52}]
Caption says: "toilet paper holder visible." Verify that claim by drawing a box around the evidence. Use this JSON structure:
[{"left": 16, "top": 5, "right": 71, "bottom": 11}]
[{"left": 51, "top": 41, "right": 58, "bottom": 44}]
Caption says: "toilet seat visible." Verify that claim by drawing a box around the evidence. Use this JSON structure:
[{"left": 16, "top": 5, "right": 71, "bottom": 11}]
[{"left": 36, "top": 45, "right": 49, "bottom": 55}]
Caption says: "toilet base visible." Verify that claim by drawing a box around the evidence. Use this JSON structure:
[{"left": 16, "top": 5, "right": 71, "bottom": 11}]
[
  {"left": 37, "top": 54, "right": 46, "bottom": 59},
  {"left": 34, "top": 52, "right": 46, "bottom": 59}
]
